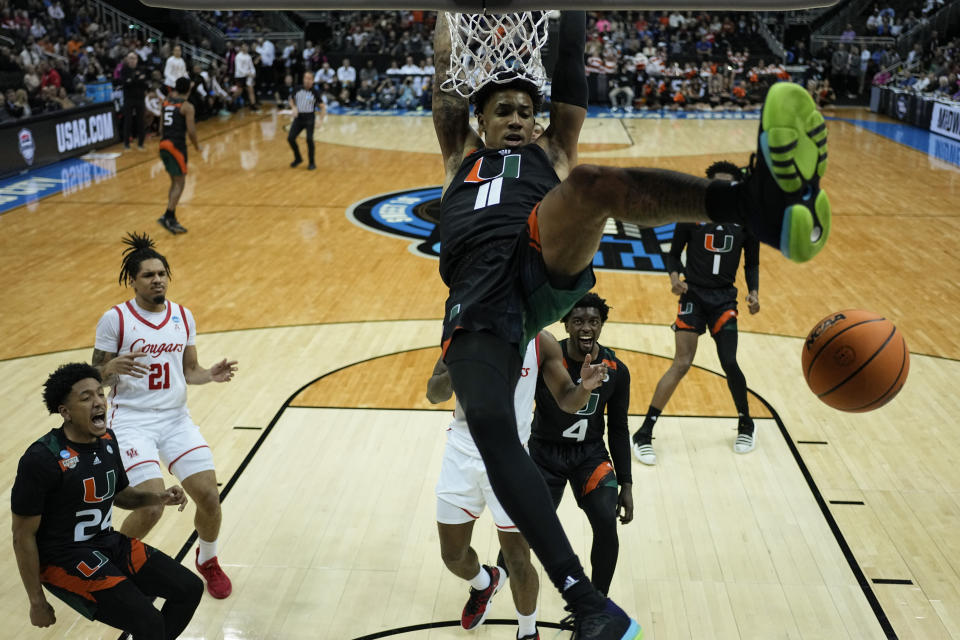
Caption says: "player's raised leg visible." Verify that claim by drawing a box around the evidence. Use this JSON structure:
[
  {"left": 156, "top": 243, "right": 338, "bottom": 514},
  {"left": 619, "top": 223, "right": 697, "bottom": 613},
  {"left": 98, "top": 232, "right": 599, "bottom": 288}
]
[{"left": 536, "top": 85, "right": 830, "bottom": 281}]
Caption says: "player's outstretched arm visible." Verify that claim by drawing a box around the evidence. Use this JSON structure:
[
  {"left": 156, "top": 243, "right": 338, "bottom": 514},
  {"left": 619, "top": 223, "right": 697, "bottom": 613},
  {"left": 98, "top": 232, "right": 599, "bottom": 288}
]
[
  {"left": 11, "top": 514, "right": 56, "bottom": 628},
  {"left": 182, "top": 346, "right": 238, "bottom": 385},
  {"left": 432, "top": 12, "right": 482, "bottom": 190},
  {"left": 541, "top": 11, "right": 587, "bottom": 177},
  {"left": 539, "top": 331, "right": 604, "bottom": 413},
  {"left": 115, "top": 484, "right": 188, "bottom": 511},
  {"left": 92, "top": 349, "right": 149, "bottom": 387},
  {"left": 426, "top": 357, "right": 453, "bottom": 404}
]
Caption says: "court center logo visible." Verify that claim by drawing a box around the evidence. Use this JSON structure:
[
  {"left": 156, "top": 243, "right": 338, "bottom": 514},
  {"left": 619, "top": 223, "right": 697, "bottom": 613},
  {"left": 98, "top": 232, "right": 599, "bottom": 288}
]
[{"left": 346, "top": 187, "right": 674, "bottom": 273}]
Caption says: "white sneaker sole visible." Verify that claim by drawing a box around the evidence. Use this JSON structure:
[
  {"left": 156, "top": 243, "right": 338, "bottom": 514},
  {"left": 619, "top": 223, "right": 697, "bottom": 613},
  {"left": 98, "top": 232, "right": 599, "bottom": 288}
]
[{"left": 632, "top": 442, "right": 657, "bottom": 466}]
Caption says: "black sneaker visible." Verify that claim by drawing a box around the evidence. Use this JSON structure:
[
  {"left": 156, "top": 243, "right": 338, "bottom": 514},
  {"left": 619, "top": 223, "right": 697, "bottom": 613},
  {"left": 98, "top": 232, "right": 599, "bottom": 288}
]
[
  {"left": 460, "top": 565, "right": 505, "bottom": 630},
  {"left": 740, "top": 82, "right": 830, "bottom": 263},
  {"left": 559, "top": 598, "right": 642, "bottom": 640},
  {"left": 307, "top": 163, "right": 316, "bottom": 170},
  {"left": 157, "top": 216, "right": 187, "bottom": 234},
  {"left": 290, "top": 159, "right": 302, "bottom": 168}
]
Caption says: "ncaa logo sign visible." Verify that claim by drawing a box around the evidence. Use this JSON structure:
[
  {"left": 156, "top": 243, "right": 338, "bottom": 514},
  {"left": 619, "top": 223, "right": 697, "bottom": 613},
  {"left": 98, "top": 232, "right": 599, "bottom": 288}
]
[
  {"left": 18, "top": 128, "right": 35, "bottom": 166},
  {"left": 347, "top": 187, "right": 675, "bottom": 273}
]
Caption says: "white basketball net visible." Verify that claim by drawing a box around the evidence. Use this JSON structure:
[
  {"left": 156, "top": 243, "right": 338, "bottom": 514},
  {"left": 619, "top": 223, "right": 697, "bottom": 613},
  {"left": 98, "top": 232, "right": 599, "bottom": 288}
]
[{"left": 443, "top": 11, "right": 550, "bottom": 99}]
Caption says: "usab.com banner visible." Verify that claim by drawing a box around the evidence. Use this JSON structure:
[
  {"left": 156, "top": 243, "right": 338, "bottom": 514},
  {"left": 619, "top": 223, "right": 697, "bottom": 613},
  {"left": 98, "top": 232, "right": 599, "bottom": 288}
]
[
  {"left": 930, "top": 102, "right": 960, "bottom": 142},
  {"left": 0, "top": 102, "right": 118, "bottom": 179}
]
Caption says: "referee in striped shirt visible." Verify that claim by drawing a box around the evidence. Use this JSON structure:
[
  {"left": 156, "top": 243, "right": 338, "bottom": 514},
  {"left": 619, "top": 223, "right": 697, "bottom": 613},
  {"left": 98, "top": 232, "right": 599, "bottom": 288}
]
[{"left": 288, "top": 71, "right": 326, "bottom": 170}]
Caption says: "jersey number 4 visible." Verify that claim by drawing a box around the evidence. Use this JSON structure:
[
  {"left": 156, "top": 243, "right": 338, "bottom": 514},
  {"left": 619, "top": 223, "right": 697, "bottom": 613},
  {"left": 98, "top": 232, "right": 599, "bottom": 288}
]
[
  {"left": 149, "top": 362, "right": 171, "bottom": 389},
  {"left": 562, "top": 419, "right": 589, "bottom": 442}
]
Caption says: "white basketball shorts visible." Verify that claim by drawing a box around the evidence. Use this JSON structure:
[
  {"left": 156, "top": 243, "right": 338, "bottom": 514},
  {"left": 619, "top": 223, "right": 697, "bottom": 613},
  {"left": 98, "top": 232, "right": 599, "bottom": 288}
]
[
  {"left": 435, "top": 441, "right": 518, "bottom": 532},
  {"left": 112, "top": 410, "right": 214, "bottom": 486}
]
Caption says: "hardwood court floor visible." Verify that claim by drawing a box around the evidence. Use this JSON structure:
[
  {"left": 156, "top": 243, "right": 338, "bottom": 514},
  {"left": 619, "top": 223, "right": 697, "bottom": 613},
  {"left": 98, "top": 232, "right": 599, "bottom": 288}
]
[{"left": 0, "top": 106, "right": 958, "bottom": 639}]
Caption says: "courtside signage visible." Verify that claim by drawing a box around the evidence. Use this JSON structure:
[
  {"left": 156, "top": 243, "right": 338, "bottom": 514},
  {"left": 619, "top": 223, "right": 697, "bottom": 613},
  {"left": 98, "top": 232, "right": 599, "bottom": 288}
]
[
  {"left": 347, "top": 187, "right": 673, "bottom": 273},
  {"left": 0, "top": 102, "right": 118, "bottom": 178},
  {"left": 55, "top": 111, "right": 115, "bottom": 153},
  {"left": 931, "top": 102, "right": 960, "bottom": 142}
]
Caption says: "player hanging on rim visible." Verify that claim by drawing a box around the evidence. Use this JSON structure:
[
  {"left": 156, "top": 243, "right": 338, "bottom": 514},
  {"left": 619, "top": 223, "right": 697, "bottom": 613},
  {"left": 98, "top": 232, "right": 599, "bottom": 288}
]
[
  {"left": 11, "top": 363, "right": 204, "bottom": 638},
  {"left": 429, "top": 332, "right": 609, "bottom": 640},
  {"left": 633, "top": 161, "right": 762, "bottom": 466},
  {"left": 529, "top": 293, "right": 633, "bottom": 598},
  {"left": 158, "top": 77, "right": 201, "bottom": 235},
  {"left": 91, "top": 232, "right": 238, "bottom": 599},
  {"left": 432, "top": 9, "right": 828, "bottom": 638}
]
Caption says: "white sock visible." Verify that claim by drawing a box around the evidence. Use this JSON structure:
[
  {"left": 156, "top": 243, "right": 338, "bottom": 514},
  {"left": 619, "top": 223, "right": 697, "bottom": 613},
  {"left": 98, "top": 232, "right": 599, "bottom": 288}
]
[
  {"left": 197, "top": 538, "right": 218, "bottom": 565},
  {"left": 517, "top": 608, "right": 537, "bottom": 637},
  {"left": 469, "top": 566, "right": 491, "bottom": 591}
]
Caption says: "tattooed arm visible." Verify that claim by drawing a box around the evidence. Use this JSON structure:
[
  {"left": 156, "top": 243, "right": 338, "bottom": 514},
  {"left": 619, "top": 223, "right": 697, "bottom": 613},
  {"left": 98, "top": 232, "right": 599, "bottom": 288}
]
[{"left": 91, "top": 349, "right": 149, "bottom": 387}]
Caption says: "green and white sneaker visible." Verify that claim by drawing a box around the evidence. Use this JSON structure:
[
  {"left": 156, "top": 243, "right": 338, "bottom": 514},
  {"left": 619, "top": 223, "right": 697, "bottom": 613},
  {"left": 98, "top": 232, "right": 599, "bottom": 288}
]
[{"left": 743, "top": 81, "right": 830, "bottom": 262}]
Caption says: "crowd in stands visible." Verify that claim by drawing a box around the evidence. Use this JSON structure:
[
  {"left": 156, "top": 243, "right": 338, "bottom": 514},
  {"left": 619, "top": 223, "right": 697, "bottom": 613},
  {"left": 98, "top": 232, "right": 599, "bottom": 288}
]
[
  {"left": 871, "top": 32, "right": 960, "bottom": 100},
  {"left": 256, "top": 10, "right": 792, "bottom": 112},
  {"left": 0, "top": 0, "right": 106, "bottom": 122},
  {"left": 1, "top": 1, "right": 956, "bottom": 131},
  {"left": 196, "top": 10, "right": 271, "bottom": 36}
]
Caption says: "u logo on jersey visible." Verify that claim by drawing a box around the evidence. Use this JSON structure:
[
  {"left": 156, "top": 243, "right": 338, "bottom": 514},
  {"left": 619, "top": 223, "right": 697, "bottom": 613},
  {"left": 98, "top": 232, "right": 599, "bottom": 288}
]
[
  {"left": 465, "top": 154, "right": 521, "bottom": 210},
  {"left": 464, "top": 154, "right": 521, "bottom": 183},
  {"left": 76, "top": 550, "right": 109, "bottom": 577},
  {"left": 576, "top": 392, "right": 600, "bottom": 416},
  {"left": 704, "top": 232, "right": 734, "bottom": 253},
  {"left": 82, "top": 470, "right": 117, "bottom": 504}
]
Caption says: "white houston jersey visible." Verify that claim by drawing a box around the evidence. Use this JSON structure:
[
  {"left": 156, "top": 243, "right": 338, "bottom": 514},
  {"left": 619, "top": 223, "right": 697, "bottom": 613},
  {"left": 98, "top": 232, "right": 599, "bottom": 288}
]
[
  {"left": 446, "top": 337, "right": 540, "bottom": 457},
  {"left": 95, "top": 299, "right": 196, "bottom": 421}
]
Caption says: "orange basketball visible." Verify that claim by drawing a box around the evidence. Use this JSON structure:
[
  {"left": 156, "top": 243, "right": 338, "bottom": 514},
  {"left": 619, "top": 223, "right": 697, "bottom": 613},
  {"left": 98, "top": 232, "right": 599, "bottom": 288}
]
[{"left": 801, "top": 309, "right": 909, "bottom": 412}]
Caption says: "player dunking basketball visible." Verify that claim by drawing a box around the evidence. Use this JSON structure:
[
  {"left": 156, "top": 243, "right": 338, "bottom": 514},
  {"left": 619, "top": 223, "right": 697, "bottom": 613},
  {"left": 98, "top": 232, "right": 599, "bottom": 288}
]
[
  {"left": 432, "top": 9, "right": 829, "bottom": 638},
  {"left": 633, "top": 161, "right": 762, "bottom": 466},
  {"left": 158, "top": 77, "right": 200, "bottom": 235},
  {"left": 91, "top": 233, "right": 237, "bottom": 599}
]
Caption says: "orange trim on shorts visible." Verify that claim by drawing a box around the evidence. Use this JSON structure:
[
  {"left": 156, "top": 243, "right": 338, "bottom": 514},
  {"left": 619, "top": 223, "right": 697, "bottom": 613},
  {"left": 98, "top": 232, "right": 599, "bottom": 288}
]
[
  {"left": 711, "top": 309, "right": 738, "bottom": 335},
  {"left": 674, "top": 317, "right": 697, "bottom": 331},
  {"left": 441, "top": 325, "right": 463, "bottom": 360},
  {"left": 128, "top": 538, "right": 148, "bottom": 574},
  {"left": 526, "top": 203, "right": 542, "bottom": 252},
  {"left": 40, "top": 565, "right": 125, "bottom": 602},
  {"left": 582, "top": 460, "right": 615, "bottom": 496},
  {"left": 159, "top": 139, "right": 188, "bottom": 174}
]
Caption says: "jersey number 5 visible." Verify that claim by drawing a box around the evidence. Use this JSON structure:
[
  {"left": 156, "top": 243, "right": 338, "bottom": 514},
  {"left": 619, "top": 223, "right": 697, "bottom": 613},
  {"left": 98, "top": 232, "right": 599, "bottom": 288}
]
[
  {"left": 149, "top": 362, "right": 171, "bottom": 389},
  {"left": 163, "top": 107, "right": 174, "bottom": 127}
]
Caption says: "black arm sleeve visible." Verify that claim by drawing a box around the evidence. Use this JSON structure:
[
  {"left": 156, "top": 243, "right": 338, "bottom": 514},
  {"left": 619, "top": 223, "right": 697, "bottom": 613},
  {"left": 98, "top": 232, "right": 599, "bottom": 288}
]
[
  {"left": 606, "top": 361, "right": 632, "bottom": 486},
  {"left": 549, "top": 11, "right": 588, "bottom": 108},
  {"left": 743, "top": 231, "right": 760, "bottom": 291},
  {"left": 665, "top": 223, "right": 691, "bottom": 275}
]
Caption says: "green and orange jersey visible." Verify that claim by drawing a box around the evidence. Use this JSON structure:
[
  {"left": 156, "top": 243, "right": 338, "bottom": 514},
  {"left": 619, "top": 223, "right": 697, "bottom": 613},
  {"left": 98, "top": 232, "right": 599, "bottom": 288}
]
[
  {"left": 11, "top": 428, "right": 129, "bottom": 563},
  {"left": 531, "top": 340, "right": 632, "bottom": 485}
]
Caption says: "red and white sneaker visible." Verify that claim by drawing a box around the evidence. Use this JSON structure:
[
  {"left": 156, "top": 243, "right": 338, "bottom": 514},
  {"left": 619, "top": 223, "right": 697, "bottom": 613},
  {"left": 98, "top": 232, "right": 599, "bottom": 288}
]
[
  {"left": 460, "top": 564, "right": 505, "bottom": 630},
  {"left": 195, "top": 548, "right": 232, "bottom": 599}
]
